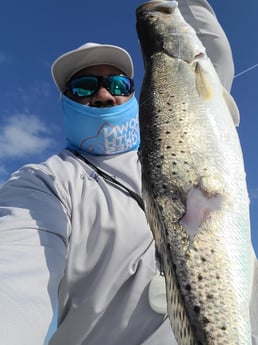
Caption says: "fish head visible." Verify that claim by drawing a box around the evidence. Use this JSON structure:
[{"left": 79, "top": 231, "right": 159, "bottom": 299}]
[{"left": 136, "top": 0, "right": 206, "bottom": 66}]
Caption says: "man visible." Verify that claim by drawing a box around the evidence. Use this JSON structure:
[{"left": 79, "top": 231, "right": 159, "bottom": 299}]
[{"left": 0, "top": 1, "right": 257, "bottom": 344}]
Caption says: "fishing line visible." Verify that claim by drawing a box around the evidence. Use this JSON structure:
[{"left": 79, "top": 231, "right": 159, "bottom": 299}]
[{"left": 234, "top": 63, "right": 258, "bottom": 78}]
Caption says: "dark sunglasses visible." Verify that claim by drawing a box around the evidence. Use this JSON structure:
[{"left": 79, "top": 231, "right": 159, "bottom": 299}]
[{"left": 68, "top": 74, "right": 134, "bottom": 97}]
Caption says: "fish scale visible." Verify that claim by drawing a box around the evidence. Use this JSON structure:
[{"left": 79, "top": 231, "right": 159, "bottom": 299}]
[{"left": 136, "top": 1, "right": 252, "bottom": 344}]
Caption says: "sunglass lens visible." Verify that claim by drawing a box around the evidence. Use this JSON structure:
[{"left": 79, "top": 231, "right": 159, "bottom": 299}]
[
  {"left": 70, "top": 77, "right": 97, "bottom": 97},
  {"left": 69, "top": 75, "right": 133, "bottom": 97},
  {"left": 108, "top": 76, "right": 132, "bottom": 96}
]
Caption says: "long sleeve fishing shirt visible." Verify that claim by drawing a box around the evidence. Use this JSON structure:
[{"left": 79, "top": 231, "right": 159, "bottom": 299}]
[
  {"left": 0, "top": 150, "right": 175, "bottom": 344},
  {"left": 0, "top": 149, "right": 258, "bottom": 345}
]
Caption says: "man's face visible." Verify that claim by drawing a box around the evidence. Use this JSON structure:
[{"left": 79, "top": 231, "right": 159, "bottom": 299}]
[{"left": 65, "top": 64, "right": 133, "bottom": 107}]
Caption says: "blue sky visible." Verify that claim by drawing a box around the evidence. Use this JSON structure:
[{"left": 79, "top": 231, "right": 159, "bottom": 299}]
[{"left": 0, "top": 0, "right": 257, "bottom": 256}]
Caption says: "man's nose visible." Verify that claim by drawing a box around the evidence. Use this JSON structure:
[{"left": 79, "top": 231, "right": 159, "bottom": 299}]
[{"left": 90, "top": 86, "right": 116, "bottom": 107}]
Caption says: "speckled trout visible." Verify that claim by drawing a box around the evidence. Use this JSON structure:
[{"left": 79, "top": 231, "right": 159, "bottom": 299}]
[{"left": 136, "top": 1, "right": 252, "bottom": 344}]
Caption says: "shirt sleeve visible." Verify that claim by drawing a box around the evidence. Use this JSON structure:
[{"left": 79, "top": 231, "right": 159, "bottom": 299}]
[
  {"left": 0, "top": 165, "right": 68, "bottom": 344},
  {"left": 178, "top": 0, "right": 234, "bottom": 91}
]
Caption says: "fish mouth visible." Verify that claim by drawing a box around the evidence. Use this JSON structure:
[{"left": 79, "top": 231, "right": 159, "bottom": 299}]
[
  {"left": 136, "top": 0, "right": 178, "bottom": 14},
  {"left": 136, "top": 0, "right": 206, "bottom": 64}
]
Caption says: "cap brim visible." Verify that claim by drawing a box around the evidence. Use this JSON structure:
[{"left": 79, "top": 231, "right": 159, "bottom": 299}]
[{"left": 51, "top": 44, "right": 134, "bottom": 92}]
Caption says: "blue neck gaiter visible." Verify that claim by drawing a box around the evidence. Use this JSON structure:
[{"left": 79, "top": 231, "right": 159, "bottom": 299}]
[{"left": 61, "top": 94, "right": 140, "bottom": 155}]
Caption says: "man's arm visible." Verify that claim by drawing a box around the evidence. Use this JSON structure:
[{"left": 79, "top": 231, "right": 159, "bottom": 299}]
[
  {"left": 178, "top": 0, "right": 234, "bottom": 91},
  {"left": 0, "top": 166, "right": 68, "bottom": 344}
]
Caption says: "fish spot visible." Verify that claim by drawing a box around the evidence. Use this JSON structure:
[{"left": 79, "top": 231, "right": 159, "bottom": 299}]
[
  {"left": 198, "top": 274, "right": 203, "bottom": 281},
  {"left": 201, "top": 257, "right": 207, "bottom": 262},
  {"left": 193, "top": 306, "right": 200, "bottom": 314},
  {"left": 166, "top": 145, "right": 172, "bottom": 149},
  {"left": 207, "top": 293, "right": 213, "bottom": 300},
  {"left": 158, "top": 204, "right": 164, "bottom": 212},
  {"left": 221, "top": 326, "right": 226, "bottom": 331},
  {"left": 203, "top": 316, "right": 210, "bottom": 325},
  {"left": 166, "top": 131, "right": 171, "bottom": 134},
  {"left": 185, "top": 284, "right": 191, "bottom": 291}
]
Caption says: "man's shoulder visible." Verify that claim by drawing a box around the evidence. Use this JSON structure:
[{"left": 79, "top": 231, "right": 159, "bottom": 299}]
[{"left": 4, "top": 149, "right": 78, "bottom": 188}]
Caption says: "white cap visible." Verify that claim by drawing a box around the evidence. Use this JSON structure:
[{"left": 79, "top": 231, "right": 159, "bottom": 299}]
[{"left": 51, "top": 42, "right": 134, "bottom": 92}]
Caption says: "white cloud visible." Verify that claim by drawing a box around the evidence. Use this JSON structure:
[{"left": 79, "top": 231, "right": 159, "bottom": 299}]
[
  {"left": 0, "top": 113, "right": 55, "bottom": 158},
  {"left": 0, "top": 166, "right": 8, "bottom": 187},
  {"left": 16, "top": 81, "right": 51, "bottom": 103}
]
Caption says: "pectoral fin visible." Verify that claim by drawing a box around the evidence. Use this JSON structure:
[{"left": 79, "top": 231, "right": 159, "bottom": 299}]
[
  {"left": 195, "top": 62, "right": 214, "bottom": 100},
  {"left": 195, "top": 60, "right": 240, "bottom": 127}
]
